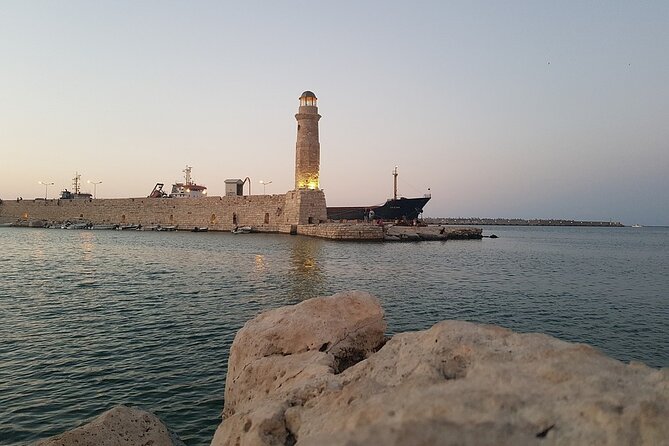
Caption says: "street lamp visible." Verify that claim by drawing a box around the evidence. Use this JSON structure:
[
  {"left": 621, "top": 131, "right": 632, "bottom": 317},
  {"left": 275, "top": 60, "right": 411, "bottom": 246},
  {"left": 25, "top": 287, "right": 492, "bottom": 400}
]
[
  {"left": 259, "top": 180, "right": 272, "bottom": 195},
  {"left": 88, "top": 180, "right": 102, "bottom": 199},
  {"left": 38, "top": 181, "right": 54, "bottom": 200}
]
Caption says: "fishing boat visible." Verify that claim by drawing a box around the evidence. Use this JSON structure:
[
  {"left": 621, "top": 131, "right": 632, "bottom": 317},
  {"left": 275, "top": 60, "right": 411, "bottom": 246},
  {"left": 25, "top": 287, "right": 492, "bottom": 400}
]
[{"left": 326, "top": 166, "right": 431, "bottom": 221}]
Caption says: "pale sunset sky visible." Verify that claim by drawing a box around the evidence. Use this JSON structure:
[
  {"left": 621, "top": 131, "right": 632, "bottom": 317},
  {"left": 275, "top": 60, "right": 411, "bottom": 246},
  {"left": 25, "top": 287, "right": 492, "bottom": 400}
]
[{"left": 1, "top": 1, "right": 667, "bottom": 225}]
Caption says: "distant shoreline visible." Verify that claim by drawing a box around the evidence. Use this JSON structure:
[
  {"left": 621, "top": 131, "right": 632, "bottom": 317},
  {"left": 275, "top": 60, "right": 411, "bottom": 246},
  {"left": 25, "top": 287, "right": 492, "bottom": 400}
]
[{"left": 424, "top": 217, "right": 624, "bottom": 227}]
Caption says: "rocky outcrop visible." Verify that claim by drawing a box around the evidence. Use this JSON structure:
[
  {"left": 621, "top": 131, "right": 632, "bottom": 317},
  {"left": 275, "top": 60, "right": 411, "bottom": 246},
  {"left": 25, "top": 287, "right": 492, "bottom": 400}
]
[
  {"left": 37, "top": 405, "right": 184, "bottom": 446},
  {"left": 214, "top": 291, "right": 387, "bottom": 445},
  {"left": 34, "top": 292, "right": 668, "bottom": 446},
  {"left": 213, "top": 292, "right": 669, "bottom": 446},
  {"left": 385, "top": 225, "right": 483, "bottom": 241}
]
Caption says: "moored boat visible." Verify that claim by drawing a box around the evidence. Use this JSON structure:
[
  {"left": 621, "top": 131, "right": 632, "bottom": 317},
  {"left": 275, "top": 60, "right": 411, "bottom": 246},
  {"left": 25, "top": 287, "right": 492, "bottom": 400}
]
[
  {"left": 64, "top": 222, "right": 91, "bottom": 230},
  {"left": 60, "top": 173, "right": 93, "bottom": 200},
  {"left": 91, "top": 224, "right": 118, "bottom": 230},
  {"left": 327, "top": 167, "right": 431, "bottom": 221},
  {"left": 117, "top": 224, "right": 141, "bottom": 230}
]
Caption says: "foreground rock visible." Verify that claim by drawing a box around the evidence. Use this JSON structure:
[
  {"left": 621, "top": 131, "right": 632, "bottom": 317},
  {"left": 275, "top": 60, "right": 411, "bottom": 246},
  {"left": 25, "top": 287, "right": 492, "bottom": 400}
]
[
  {"left": 37, "top": 405, "right": 184, "bottom": 446},
  {"left": 213, "top": 291, "right": 669, "bottom": 446}
]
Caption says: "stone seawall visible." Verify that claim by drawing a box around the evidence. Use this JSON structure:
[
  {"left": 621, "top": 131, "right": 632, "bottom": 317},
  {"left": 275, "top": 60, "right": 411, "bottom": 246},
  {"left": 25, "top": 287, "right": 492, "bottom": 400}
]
[
  {"left": 297, "top": 223, "right": 384, "bottom": 240},
  {"left": 293, "top": 224, "right": 483, "bottom": 241},
  {"left": 0, "top": 191, "right": 486, "bottom": 243},
  {"left": 0, "top": 190, "right": 328, "bottom": 231}
]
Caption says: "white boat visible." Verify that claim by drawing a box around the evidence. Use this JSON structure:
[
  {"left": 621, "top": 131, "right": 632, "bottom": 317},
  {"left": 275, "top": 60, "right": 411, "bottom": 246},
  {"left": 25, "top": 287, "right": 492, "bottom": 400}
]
[
  {"left": 65, "top": 222, "right": 90, "bottom": 230},
  {"left": 232, "top": 226, "right": 252, "bottom": 234},
  {"left": 631, "top": 224, "right": 642, "bottom": 228},
  {"left": 91, "top": 224, "right": 118, "bottom": 230},
  {"left": 117, "top": 224, "right": 141, "bottom": 230}
]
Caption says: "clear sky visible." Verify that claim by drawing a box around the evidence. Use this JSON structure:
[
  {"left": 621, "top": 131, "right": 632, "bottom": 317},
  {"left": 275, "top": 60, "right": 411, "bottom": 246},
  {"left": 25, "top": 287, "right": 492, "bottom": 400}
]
[{"left": 1, "top": 1, "right": 667, "bottom": 225}]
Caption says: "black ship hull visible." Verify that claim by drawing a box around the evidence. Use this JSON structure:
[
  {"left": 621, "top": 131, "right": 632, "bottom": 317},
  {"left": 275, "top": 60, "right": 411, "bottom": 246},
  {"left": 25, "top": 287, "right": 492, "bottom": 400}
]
[{"left": 327, "top": 196, "right": 431, "bottom": 221}]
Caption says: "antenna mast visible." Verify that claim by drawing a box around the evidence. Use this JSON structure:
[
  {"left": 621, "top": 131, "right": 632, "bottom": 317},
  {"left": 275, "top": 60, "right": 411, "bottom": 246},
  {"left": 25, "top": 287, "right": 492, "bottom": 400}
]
[
  {"left": 393, "top": 166, "right": 398, "bottom": 200},
  {"left": 72, "top": 172, "right": 81, "bottom": 194},
  {"left": 184, "top": 166, "right": 193, "bottom": 185}
]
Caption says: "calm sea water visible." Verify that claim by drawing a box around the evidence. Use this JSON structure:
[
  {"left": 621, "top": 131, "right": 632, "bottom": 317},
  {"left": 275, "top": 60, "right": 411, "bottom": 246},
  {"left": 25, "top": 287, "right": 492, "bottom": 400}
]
[{"left": 1, "top": 226, "right": 667, "bottom": 445}]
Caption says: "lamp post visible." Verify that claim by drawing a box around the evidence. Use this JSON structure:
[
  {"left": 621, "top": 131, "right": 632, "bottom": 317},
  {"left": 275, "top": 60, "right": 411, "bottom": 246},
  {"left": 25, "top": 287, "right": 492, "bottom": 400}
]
[
  {"left": 259, "top": 180, "right": 272, "bottom": 195},
  {"left": 38, "top": 181, "right": 54, "bottom": 200},
  {"left": 87, "top": 180, "right": 102, "bottom": 199}
]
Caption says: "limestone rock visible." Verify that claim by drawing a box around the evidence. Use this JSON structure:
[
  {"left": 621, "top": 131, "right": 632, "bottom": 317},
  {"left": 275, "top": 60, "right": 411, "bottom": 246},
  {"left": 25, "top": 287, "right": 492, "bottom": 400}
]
[
  {"left": 37, "top": 405, "right": 184, "bottom": 446},
  {"left": 385, "top": 225, "right": 482, "bottom": 241},
  {"left": 212, "top": 293, "right": 669, "bottom": 446},
  {"left": 214, "top": 291, "right": 386, "bottom": 445}
]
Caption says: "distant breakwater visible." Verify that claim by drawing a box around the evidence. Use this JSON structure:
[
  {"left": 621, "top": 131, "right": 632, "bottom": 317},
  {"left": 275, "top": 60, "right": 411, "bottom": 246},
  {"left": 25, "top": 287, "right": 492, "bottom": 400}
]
[{"left": 425, "top": 217, "right": 624, "bottom": 227}]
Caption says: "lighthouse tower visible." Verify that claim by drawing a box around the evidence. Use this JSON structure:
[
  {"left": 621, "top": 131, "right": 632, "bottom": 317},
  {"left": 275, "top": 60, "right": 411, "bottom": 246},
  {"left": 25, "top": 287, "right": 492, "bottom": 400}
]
[
  {"left": 294, "top": 91, "right": 321, "bottom": 190},
  {"left": 282, "top": 91, "right": 327, "bottom": 226}
]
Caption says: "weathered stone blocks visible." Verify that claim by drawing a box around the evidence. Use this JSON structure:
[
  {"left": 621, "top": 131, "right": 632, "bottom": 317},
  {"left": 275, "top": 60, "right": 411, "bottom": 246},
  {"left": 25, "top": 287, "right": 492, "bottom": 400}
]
[{"left": 0, "top": 190, "right": 328, "bottom": 231}]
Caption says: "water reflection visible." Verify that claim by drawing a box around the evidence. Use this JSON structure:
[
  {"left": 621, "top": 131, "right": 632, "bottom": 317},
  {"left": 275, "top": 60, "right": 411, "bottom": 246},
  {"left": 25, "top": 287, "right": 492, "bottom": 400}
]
[
  {"left": 288, "top": 237, "right": 325, "bottom": 301},
  {"left": 253, "top": 254, "right": 267, "bottom": 273},
  {"left": 250, "top": 253, "right": 269, "bottom": 284},
  {"left": 31, "top": 230, "right": 47, "bottom": 261},
  {"left": 76, "top": 232, "right": 99, "bottom": 289},
  {"left": 79, "top": 232, "right": 95, "bottom": 262}
]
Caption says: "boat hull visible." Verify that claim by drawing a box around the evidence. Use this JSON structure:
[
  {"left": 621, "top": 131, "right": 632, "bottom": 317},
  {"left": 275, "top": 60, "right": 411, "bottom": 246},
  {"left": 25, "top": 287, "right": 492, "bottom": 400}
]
[{"left": 327, "top": 196, "right": 431, "bottom": 221}]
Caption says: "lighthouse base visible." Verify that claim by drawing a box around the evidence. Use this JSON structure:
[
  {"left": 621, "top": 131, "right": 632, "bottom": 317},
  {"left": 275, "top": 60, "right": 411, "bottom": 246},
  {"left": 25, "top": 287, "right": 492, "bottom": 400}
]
[{"left": 283, "top": 189, "right": 327, "bottom": 225}]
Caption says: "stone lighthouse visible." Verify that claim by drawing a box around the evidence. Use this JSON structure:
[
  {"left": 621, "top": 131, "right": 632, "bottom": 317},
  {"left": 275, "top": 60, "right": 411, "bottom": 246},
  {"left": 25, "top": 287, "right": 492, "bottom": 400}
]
[
  {"left": 294, "top": 91, "right": 321, "bottom": 190},
  {"left": 282, "top": 90, "right": 327, "bottom": 226}
]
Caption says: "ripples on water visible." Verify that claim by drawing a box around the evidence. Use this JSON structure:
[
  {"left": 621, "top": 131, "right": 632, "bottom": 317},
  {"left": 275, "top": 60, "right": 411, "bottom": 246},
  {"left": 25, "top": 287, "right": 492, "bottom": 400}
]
[{"left": 0, "top": 226, "right": 667, "bottom": 445}]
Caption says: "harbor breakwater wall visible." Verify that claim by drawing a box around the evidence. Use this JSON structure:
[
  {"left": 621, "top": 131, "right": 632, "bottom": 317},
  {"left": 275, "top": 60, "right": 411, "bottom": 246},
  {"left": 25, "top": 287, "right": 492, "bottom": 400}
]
[
  {"left": 297, "top": 222, "right": 384, "bottom": 240},
  {"left": 0, "top": 192, "right": 483, "bottom": 241},
  {"left": 0, "top": 190, "right": 328, "bottom": 232}
]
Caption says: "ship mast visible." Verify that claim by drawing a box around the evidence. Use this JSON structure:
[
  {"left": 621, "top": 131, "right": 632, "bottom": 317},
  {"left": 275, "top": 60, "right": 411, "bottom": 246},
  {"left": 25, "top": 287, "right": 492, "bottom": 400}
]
[
  {"left": 393, "top": 166, "right": 398, "bottom": 200},
  {"left": 72, "top": 172, "right": 81, "bottom": 194},
  {"left": 184, "top": 166, "right": 193, "bottom": 185}
]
